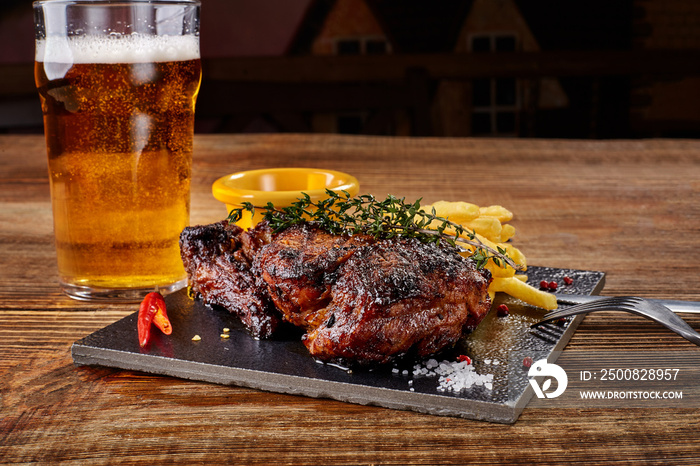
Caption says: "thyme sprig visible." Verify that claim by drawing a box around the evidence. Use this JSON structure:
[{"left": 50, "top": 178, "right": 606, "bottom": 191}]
[{"left": 227, "top": 190, "right": 522, "bottom": 271}]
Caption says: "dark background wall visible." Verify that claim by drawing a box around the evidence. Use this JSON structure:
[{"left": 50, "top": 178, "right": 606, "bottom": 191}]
[{"left": 2, "top": 0, "right": 699, "bottom": 138}]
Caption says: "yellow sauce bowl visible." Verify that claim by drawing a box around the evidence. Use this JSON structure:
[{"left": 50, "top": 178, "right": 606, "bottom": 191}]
[{"left": 212, "top": 168, "right": 360, "bottom": 229}]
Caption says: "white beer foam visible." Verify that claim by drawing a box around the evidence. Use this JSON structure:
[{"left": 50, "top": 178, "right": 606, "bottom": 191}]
[{"left": 36, "top": 34, "right": 200, "bottom": 65}]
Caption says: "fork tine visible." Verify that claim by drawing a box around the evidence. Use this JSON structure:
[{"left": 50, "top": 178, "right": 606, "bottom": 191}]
[
  {"left": 565, "top": 296, "right": 641, "bottom": 311},
  {"left": 568, "top": 297, "right": 653, "bottom": 314},
  {"left": 531, "top": 307, "right": 590, "bottom": 325},
  {"left": 560, "top": 299, "right": 631, "bottom": 313},
  {"left": 531, "top": 296, "right": 637, "bottom": 327},
  {"left": 532, "top": 296, "right": 700, "bottom": 347},
  {"left": 570, "top": 296, "right": 635, "bottom": 308}
]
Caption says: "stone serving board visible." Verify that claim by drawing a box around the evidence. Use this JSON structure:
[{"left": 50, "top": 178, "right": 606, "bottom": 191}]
[{"left": 72, "top": 266, "right": 605, "bottom": 424}]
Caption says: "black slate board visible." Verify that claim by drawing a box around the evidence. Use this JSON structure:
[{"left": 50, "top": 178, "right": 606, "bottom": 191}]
[{"left": 71, "top": 266, "right": 605, "bottom": 424}]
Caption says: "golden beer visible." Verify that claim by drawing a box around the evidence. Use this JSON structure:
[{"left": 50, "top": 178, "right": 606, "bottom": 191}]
[{"left": 34, "top": 31, "right": 201, "bottom": 299}]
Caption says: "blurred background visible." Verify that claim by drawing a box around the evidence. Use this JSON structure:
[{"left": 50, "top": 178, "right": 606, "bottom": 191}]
[{"left": 3, "top": 0, "right": 700, "bottom": 138}]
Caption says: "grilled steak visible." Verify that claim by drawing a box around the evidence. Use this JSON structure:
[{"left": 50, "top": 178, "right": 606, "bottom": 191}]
[
  {"left": 253, "top": 223, "right": 375, "bottom": 329},
  {"left": 179, "top": 220, "right": 280, "bottom": 338},
  {"left": 180, "top": 221, "right": 492, "bottom": 364}
]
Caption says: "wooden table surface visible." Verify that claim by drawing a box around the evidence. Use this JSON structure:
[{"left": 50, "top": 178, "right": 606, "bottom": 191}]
[{"left": 2, "top": 133, "right": 700, "bottom": 464}]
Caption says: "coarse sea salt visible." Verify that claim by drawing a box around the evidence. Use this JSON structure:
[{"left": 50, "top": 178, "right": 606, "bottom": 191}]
[{"left": 412, "top": 358, "right": 494, "bottom": 393}]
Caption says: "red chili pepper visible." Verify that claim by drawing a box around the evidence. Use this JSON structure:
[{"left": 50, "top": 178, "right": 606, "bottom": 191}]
[{"left": 138, "top": 291, "right": 172, "bottom": 347}]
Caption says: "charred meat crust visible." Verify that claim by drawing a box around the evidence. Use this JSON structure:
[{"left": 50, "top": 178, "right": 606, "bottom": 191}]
[
  {"left": 179, "top": 220, "right": 281, "bottom": 339},
  {"left": 180, "top": 221, "right": 492, "bottom": 364},
  {"left": 252, "top": 223, "right": 375, "bottom": 329},
  {"left": 268, "top": 233, "right": 492, "bottom": 364}
]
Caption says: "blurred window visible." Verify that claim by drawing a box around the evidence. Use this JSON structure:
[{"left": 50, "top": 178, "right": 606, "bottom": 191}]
[
  {"left": 495, "top": 78, "right": 517, "bottom": 106},
  {"left": 473, "top": 79, "right": 492, "bottom": 107},
  {"left": 469, "top": 33, "right": 520, "bottom": 136},
  {"left": 337, "top": 40, "right": 361, "bottom": 55},
  {"left": 471, "top": 36, "right": 490, "bottom": 53},
  {"left": 334, "top": 37, "right": 390, "bottom": 56}
]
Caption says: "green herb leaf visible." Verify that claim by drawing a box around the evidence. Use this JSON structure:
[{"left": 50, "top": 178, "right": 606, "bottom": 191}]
[{"left": 226, "top": 191, "right": 522, "bottom": 271}]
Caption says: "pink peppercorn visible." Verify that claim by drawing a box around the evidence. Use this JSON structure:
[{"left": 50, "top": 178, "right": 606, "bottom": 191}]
[{"left": 457, "top": 355, "right": 472, "bottom": 364}]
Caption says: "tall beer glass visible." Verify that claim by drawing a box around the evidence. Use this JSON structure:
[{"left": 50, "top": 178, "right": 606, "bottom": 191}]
[{"left": 33, "top": 0, "right": 201, "bottom": 301}]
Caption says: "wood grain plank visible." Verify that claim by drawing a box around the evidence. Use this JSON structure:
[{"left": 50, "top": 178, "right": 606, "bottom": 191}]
[{"left": 2, "top": 134, "right": 700, "bottom": 463}]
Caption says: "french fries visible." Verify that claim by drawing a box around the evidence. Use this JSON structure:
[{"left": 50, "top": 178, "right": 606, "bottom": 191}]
[
  {"left": 478, "top": 205, "right": 513, "bottom": 222},
  {"left": 421, "top": 201, "right": 557, "bottom": 310},
  {"left": 489, "top": 275, "right": 558, "bottom": 310},
  {"left": 428, "top": 200, "right": 480, "bottom": 223}
]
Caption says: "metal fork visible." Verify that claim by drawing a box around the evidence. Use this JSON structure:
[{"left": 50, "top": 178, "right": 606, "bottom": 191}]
[{"left": 532, "top": 296, "right": 700, "bottom": 346}]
